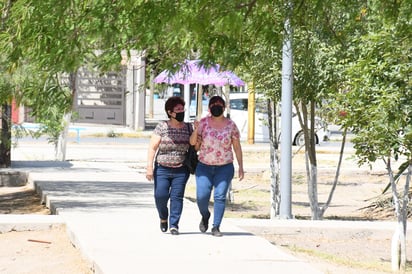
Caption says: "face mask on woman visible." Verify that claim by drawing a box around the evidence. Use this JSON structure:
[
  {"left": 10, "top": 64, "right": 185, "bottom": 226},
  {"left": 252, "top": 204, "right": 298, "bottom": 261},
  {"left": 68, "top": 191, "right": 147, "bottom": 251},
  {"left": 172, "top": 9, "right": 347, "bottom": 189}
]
[
  {"left": 174, "top": 111, "right": 185, "bottom": 122},
  {"left": 210, "top": 105, "right": 224, "bottom": 117}
]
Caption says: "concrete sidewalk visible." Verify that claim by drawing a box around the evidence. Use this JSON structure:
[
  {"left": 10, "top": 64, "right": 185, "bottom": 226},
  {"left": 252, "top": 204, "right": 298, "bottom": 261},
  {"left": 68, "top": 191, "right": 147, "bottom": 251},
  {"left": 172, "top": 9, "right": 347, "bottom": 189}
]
[{"left": 3, "top": 157, "right": 322, "bottom": 274}]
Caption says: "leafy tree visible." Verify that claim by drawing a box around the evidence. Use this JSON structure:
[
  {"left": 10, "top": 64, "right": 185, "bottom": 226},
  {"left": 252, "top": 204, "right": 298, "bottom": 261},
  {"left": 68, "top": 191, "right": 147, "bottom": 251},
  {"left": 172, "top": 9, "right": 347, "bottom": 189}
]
[
  {"left": 290, "top": 1, "right": 370, "bottom": 220},
  {"left": 247, "top": 42, "right": 282, "bottom": 217},
  {"left": 0, "top": 1, "right": 95, "bottom": 161},
  {"left": 237, "top": 1, "right": 365, "bottom": 220},
  {"left": 0, "top": 2, "right": 151, "bottom": 162},
  {"left": 2, "top": 2, "right": 409, "bottom": 258},
  {"left": 1, "top": 0, "right": 285, "bottom": 163},
  {"left": 336, "top": 1, "right": 412, "bottom": 270},
  {"left": 1, "top": 0, "right": 361, "bottom": 219}
]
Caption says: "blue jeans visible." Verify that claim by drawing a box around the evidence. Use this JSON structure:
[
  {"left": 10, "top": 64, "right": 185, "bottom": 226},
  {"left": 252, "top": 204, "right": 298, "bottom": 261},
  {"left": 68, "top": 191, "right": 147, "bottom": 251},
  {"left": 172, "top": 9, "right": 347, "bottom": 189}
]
[
  {"left": 154, "top": 164, "right": 190, "bottom": 229},
  {"left": 195, "top": 162, "right": 234, "bottom": 228}
]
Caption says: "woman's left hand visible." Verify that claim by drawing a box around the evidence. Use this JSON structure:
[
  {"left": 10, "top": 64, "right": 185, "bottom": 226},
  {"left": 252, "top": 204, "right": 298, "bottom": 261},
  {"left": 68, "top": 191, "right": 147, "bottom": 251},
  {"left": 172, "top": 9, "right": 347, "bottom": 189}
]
[{"left": 238, "top": 167, "right": 244, "bottom": 181}]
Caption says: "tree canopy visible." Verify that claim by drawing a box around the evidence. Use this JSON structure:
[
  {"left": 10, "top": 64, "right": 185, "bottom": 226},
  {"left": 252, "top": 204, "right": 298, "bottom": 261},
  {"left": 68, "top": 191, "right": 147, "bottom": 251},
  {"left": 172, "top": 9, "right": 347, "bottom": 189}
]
[{"left": 1, "top": 0, "right": 411, "bottom": 215}]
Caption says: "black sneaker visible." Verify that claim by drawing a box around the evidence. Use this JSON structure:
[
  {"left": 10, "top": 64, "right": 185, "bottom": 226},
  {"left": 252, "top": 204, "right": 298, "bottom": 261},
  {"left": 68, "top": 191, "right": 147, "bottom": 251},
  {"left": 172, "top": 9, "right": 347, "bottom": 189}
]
[
  {"left": 199, "top": 215, "right": 210, "bottom": 233},
  {"left": 170, "top": 227, "right": 179, "bottom": 235},
  {"left": 211, "top": 226, "right": 222, "bottom": 237},
  {"left": 160, "top": 221, "right": 168, "bottom": 233}
]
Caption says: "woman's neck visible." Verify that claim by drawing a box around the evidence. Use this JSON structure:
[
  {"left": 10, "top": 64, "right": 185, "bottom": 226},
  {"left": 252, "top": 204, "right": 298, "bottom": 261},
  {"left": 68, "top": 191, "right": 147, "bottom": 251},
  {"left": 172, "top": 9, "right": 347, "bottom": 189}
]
[
  {"left": 210, "top": 115, "right": 225, "bottom": 121},
  {"left": 169, "top": 118, "right": 183, "bottom": 127},
  {"left": 209, "top": 116, "right": 226, "bottom": 128}
]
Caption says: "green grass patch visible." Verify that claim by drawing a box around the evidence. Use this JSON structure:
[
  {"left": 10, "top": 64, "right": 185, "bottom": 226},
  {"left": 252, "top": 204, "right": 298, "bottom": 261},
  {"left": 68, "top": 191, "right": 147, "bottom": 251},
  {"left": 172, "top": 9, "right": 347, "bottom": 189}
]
[{"left": 285, "top": 245, "right": 393, "bottom": 273}]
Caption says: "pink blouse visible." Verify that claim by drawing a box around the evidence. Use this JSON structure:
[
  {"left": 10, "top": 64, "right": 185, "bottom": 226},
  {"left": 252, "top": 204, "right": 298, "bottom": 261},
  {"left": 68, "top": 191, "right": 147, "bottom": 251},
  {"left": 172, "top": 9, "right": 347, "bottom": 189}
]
[{"left": 197, "top": 117, "right": 240, "bottom": 165}]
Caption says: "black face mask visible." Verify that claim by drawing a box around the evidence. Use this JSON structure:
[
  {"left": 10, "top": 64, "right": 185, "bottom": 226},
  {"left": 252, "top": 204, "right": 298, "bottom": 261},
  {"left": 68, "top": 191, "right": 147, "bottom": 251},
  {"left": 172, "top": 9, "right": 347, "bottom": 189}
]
[
  {"left": 173, "top": 111, "right": 185, "bottom": 122},
  {"left": 210, "top": 105, "right": 224, "bottom": 117}
]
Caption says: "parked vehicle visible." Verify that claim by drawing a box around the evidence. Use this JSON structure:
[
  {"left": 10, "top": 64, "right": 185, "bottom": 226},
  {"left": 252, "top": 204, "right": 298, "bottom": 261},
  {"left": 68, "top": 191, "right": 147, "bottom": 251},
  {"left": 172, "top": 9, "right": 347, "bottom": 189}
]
[{"left": 228, "top": 93, "right": 330, "bottom": 144}]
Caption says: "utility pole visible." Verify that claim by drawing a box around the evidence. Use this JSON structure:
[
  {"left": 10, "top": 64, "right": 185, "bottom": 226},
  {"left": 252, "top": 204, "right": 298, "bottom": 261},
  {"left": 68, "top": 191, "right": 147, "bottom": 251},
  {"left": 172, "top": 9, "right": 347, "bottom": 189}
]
[
  {"left": 184, "top": 84, "right": 190, "bottom": 122},
  {"left": 279, "top": 2, "right": 293, "bottom": 219},
  {"left": 247, "top": 83, "right": 255, "bottom": 144}
]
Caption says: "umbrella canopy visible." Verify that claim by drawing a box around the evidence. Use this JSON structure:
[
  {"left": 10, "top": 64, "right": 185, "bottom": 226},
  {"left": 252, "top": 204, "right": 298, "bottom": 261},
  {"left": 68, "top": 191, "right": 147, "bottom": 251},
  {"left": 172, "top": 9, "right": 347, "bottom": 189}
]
[
  {"left": 154, "top": 60, "right": 244, "bottom": 87},
  {"left": 153, "top": 60, "right": 219, "bottom": 85},
  {"left": 208, "top": 71, "right": 245, "bottom": 87}
]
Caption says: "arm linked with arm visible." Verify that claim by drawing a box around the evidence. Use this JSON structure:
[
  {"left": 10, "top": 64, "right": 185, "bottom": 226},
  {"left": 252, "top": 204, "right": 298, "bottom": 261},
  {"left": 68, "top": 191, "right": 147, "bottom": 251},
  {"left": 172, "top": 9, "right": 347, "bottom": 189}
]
[{"left": 190, "top": 121, "right": 202, "bottom": 150}]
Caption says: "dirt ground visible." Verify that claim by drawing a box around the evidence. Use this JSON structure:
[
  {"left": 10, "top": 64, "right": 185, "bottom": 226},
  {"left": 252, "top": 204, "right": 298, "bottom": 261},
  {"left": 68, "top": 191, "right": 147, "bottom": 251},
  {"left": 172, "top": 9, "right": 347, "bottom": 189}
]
[
  {"left": 186, "top": 148, "right": 412, "bottom": 274},
  {"left": 1, "top": 146, "right": 411, "bottom": 274},
  {"left": 0, "top": 186, "right": 93, "bottom": 274},
  {"left": 246, "top": 150, "right": 411, "bottom": 274}
]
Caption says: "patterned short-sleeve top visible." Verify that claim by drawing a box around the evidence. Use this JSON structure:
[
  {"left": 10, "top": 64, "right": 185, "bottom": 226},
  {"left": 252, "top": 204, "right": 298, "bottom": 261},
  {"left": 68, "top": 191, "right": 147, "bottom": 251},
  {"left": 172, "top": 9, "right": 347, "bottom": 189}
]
[
  {"left": 197, "top": 117, "right": 240, "bottom": 166},
  {"left": 154, "top": 121, "right": 191, "bottom": 168}
]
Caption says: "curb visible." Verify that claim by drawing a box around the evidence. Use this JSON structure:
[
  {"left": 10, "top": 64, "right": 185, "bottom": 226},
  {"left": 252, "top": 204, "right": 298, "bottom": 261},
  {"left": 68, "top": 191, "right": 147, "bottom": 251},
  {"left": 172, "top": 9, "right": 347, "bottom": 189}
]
[{"left": 0, "top": 215, "right": 65, "bottom": 233}]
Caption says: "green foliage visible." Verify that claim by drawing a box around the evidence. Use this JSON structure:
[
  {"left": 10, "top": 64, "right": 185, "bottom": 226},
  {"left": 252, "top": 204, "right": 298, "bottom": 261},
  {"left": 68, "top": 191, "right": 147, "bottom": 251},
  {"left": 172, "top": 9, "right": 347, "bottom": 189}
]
[
  {"left": 0, "top": 73, "right": 14, "bottom": 104},
  {"left": 337, "top": 2, "right": 412, "bottom": 166},
  {"left": 1, "top": 0, "right": 410, "bottom": 169},
  {"left": 17, "top": 67, "right": 72, "bottom": 144}
]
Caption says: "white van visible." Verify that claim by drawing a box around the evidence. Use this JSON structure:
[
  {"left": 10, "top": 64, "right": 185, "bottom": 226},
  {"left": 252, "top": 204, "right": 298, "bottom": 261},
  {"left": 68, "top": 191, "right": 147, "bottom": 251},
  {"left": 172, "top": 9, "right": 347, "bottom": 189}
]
[{"left": 228, "top": 93, "right": 330, "bottom": 145}]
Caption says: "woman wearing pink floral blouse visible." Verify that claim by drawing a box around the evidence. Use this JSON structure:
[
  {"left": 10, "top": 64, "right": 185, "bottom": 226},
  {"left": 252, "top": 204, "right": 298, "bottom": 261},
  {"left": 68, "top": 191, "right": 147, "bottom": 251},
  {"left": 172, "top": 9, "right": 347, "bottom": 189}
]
[{"left": 190, "top": 95, "right": 244, "bottom": 237}]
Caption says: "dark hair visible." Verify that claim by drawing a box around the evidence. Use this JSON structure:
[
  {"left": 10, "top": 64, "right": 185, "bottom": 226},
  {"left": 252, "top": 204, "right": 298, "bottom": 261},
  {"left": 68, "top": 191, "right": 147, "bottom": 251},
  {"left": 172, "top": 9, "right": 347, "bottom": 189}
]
[
  {"left": 208, "top": 95, "right": 226, "bottom": 108},
  {"left": 165, "top": 96, "right": 185, "bottom": 118}
]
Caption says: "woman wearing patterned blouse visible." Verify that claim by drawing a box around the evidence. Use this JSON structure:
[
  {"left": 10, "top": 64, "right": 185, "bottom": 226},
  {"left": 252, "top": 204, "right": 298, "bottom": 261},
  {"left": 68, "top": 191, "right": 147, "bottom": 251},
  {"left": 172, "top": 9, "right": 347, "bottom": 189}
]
[
  {"left": 190, "top": 95, "right": 244, "bottom": 237},
  {"left": 146, "top": 96, "right": 191, "bottom": 235}
]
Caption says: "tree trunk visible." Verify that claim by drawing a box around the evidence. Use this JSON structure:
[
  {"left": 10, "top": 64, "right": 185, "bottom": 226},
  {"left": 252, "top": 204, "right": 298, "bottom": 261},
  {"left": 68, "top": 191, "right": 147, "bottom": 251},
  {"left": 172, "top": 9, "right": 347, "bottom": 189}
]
[
  {"left": 0, "top": 104, "right": 11, "bottom": 167},
  {"left": 268, "top": 99, "right": 281, "bottom": 218},
  {"left": 307, "top": 157, "right": 320, "bottom": 219},
  {"left": 55, "top": 72, "right": 77, "bottom": 161},
  {"left": 270, "top": 147, "right": 281, "bottom": 218},
  {"left": 399, "top": 163, "right": 410, "bottom": 269},
  {"left": 296, "top": 101, "right": 320, "bottom": 220},
  {"left": 55, "top": 113, "right": 71, "bottom": 161},
  {"left": 387, "top": 158, "right": 410, "bottom": 271},
  {"left": 319, "top": 128, "right": 348, "bottom": 217}
]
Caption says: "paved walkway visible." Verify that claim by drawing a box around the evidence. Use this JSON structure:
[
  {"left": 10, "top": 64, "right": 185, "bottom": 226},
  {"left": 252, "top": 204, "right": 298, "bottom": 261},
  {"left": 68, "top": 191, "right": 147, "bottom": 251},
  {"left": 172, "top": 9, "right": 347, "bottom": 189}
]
[{"left": 1, "top": 130, "right": 325, "bottom": 274}]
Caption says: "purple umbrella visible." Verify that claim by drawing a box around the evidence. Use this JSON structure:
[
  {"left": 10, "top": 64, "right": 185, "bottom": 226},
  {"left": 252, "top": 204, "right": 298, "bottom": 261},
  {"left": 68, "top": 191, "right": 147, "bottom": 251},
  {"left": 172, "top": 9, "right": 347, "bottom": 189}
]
[
  {"left": 153, "top": 60, "right": 219, "bottom": 85},
  {"left": 153, "top": 70, "right": 182, "bottom": 85},
  {"left": 208, "top": 71, "right": 245, "bottom": 87},
  {"left": 154, "top": 60, "right": 244, "bottom": 87}
]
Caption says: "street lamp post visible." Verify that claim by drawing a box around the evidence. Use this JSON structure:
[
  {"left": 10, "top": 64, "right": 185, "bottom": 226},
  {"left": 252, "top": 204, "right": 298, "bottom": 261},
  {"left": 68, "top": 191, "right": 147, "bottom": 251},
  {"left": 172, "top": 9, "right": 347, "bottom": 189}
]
[{"left": 279, "top": 5, "right": 293, "bottom": 219}]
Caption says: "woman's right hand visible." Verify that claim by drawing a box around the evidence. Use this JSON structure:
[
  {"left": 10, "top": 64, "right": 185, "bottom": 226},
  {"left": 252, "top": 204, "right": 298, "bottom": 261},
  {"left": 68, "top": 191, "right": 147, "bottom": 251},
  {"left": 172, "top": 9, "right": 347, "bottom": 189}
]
[
  {"left": 146, "top": 173, "right": 153, "bottom": 181},
  {"left": 146, "top": 134, "right": 160, "bottom": 181},
  {"left": 146, "top": 167, "right": 154, "bottom": 181}
]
